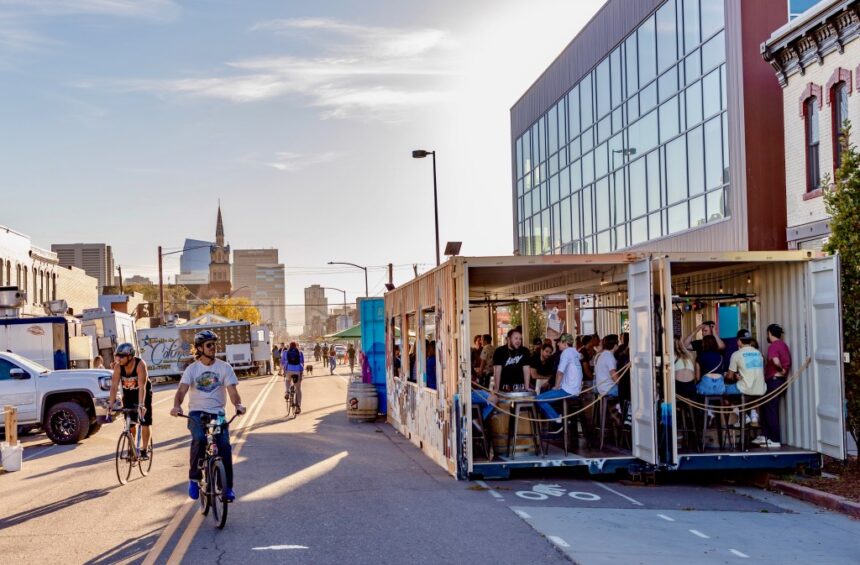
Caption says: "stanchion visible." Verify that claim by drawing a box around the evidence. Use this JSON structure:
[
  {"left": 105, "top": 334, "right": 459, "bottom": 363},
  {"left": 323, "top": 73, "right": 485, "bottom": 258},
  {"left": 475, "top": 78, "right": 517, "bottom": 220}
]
[{"left": 2, "top": 405, "right": 23, "bottom": 472}]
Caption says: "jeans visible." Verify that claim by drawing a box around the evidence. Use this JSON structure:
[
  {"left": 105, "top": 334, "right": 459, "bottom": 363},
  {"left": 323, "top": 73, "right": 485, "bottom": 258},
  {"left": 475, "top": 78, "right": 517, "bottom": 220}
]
[
  {"left": 535, "top": 389, "right": 577, "bottom": 420},
  {"left": 697, "top": 375, "right": 726, "bottom": 396},
  {"left": 188, "top": 411, "right": 234, "bottom": 490},
  {"left": 330, "top": 358, "right": 336, "bottom": 372},
  {"left": 472, "top": 390, "right": 494, "bottom": 421}
]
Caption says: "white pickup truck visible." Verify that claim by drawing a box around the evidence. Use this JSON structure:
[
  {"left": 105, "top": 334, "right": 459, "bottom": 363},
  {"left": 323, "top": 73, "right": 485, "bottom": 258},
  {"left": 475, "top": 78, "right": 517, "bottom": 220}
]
[{"left": 0, "top": 351, "right": 112, "bottom": 444}]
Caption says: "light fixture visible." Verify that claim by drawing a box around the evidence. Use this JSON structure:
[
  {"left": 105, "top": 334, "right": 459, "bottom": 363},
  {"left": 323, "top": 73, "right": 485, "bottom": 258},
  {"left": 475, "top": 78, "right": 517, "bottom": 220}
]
[
  {"left": 747, "top": 274, "right": 752, "bottom": 285},
  {"left": 684, "top": 281, "right": 690, "bottom": 296},
  {"left": 718, "top": 280, "right": 724, "bottom": 293}
]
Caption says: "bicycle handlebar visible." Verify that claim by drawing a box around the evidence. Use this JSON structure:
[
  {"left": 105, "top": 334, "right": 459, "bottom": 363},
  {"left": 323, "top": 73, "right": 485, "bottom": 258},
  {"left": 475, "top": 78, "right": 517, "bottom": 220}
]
[{"left": 175, "top": 412, "right": 242, "bottom": 426}]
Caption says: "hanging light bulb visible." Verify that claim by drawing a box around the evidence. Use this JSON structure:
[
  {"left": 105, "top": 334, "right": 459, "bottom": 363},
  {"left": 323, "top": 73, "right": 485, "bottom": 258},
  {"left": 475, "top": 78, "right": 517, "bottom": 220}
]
[
  {"left": 684, "top": 282, "right": 690, "bottom": 296},
  {"left": 718, "top": 280, "right": 724, "bottom": 293},
  {"left": 747, "top": 274, "right": 752, "bottom": 285}
]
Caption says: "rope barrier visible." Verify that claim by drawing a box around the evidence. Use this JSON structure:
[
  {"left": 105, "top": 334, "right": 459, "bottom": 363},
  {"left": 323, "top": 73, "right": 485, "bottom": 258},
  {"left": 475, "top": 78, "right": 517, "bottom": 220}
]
[
  {"left": 674, "top": 357, "right": 811, "bottom": 413},
  {"left": 469, "top": 362, "right": 632, "bottom": 423}
]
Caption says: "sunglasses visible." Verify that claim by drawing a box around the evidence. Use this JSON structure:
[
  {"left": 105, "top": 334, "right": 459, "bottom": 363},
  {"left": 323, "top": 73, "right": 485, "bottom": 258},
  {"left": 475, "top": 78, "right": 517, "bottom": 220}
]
[
  {"left": 115, "top": 353, "right": 129, "bottom": 358},
  {"left": 203, "top": 342, "right": 217, "bottom": 349}
]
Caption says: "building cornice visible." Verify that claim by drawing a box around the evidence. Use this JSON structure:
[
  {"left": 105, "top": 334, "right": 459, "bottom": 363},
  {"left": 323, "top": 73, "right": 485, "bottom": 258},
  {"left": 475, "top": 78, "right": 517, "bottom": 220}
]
[{"left": 762, "top": 0, "right": 860, "bottom": 86}]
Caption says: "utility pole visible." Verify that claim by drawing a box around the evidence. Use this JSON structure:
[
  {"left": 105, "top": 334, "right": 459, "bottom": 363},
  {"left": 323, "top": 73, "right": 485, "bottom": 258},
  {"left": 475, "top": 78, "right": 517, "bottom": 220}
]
[
  {"left": 117, "top": 266, "right": 123, "bottom": 294},
  {"left": 158, "top": 246, "right": 165, "bottom": 322},
  {"left": 388, "top": 263, "right": 393, "bottom": 287}
]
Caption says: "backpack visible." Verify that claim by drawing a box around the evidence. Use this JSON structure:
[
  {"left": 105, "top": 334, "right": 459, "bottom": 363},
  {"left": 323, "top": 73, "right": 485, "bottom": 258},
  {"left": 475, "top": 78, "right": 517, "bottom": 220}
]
[{"left": 287, "top": 348, "right": 300, "bottom": 366}]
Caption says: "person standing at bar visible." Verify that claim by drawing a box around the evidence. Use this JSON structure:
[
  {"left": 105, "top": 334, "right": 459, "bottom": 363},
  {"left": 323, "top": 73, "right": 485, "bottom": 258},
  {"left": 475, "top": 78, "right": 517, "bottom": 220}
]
[
  {"left": 492, "top": 328, "right": 531, "bottom": 393},
  {"left": 754, "top": 324, "right": 791, "bottom": 448}
]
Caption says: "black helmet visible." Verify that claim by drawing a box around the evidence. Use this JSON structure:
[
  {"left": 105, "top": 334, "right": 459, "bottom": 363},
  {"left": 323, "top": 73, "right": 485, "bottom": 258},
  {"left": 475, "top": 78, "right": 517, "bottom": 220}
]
[
  {"left": 115, "top": 342, "right": 135, "bottom": 357},
  {"left": 194, "top": 330, "right": 219, "bottom": 347}
]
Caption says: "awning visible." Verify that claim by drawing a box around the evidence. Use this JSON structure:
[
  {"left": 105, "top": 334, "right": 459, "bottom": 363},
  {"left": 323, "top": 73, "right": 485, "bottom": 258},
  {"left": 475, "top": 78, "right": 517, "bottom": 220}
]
[{"left": 324, "top": 324, "right": 362, "bottom": 339}]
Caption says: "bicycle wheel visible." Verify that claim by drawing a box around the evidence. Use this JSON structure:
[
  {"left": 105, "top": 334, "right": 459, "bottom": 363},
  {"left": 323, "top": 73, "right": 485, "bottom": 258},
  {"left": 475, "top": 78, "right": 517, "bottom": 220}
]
[
  {"left": 199, "top": 466, "right": 210, "bottom": 516},
  {"left": 210, "top": 459, "right": 228, "bottom": 529},
  {"left": 115, "top": 432, "right": 134, "bottom": 485},
  {"left": 138, "top": 434, "right": 153, "bottom": 476}
]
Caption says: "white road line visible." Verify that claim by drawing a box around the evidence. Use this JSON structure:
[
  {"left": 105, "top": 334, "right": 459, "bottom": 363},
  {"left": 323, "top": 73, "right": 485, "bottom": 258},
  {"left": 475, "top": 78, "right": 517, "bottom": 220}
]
[
  {"left": 515, "top": 510, "right": 531, "bottom": 519},
  {"left": 475, "top": 480, "right": 503, "bottom": 499},
  {"left": 729, "top": 549, "right": 750, "bottom": 558},
  {"left": 657, "top": 514, "right": 675, "bottom": 522},
  {"left": 590, "top": 481, "right": 644, "bottom": 506},
  {"left": 548, "top": 536, "right": 570, "bottom": 548},
  {"left": 252, "top": 545, "right": 309, "bottom": 551},
  {"left": 689, "top": 529, "right": 710, "bottom": 539}
]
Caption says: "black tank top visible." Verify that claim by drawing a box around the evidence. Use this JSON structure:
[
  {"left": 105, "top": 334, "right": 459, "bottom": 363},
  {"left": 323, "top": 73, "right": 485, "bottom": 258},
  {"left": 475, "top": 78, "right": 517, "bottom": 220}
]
[{"left": 120, "top": 357, "right": 151, "bottom": 392}]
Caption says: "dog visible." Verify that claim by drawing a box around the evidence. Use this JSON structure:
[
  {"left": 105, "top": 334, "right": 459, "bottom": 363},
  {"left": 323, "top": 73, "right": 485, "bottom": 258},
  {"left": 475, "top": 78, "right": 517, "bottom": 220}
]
[{"left": 305, "top": 364, "right": 314, "bottom": 376}]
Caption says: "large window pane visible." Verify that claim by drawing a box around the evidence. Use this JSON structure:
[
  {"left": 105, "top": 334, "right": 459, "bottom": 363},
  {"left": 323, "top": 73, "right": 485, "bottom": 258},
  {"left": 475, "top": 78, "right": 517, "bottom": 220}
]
[
  {"left": 631, "top": 218, "right": 648, "bottom": 246},
  {"left": 531, "top": 186, "right": 540, "bottom": 213},
  {"left": 582, "top": 185, "right": 593, "bottom": 236},
  {"left": 582, "top": 127, "right": 594, "bottom": 152},
  {"left": 636, "top": 109, "right": 659, "bottom": 154},
  {"left": 667, "top": 202, "right": 689, "bottom": 234},
  {"left": 700, "top": 0, "right": 724, "bottom": 40},
  {"left": 638, "top": 15, "right": 657, "bottom": 85},
  {"left": 658, "top": 66, "right": 678, "bottom": 103},
  {"left": 523, "top": 130, "right": 532, "bottom": 173},
  {"left": 684, "top": 49, "right": 701, "bottom": 85},
  {"left": 517, "top": 137, "right": 523, "bottom": 179},
  {"left": 657, "top": 0, "right": 678, "bottom": 72},
  {"left": 613, "top": 170, "right": 627, "bottom": 226},
  {"left": 690, "top": 195, "right": 706, "bottom": 227},
  {"left": 550, "top": 173, "right": 560, "bottom": 204},
  {"left": 722, "top": 112, "right": 729, "bottom": 184},
  {"left": 597, "top": 231, "right": 611, "bottom": 253},
  {"left": 647, "top": 150, "right": 661, "bottom": 212},
  {"left": 571, "top": 158, "right": 582, "bottom": 190},
  {"left": 597, "top": 115, "right": 611, "bottom": 144},
  {"left": 701, "top": 30, "right": 725, "bottom": 72},
  {"left": 626, "top": 33, "right": 639, "bottom": 95},
  {"left": 581, "top": 73, "right": 594, "bottom": 126},
  {"left": 707, "top": 187, "right": 725, "bottom": 220},
  {"left": 640, "top": 82, "right": 657, "bottom": 113},
  {"left": 568, "top": 86, "right": 580, "bottom": 139},
  {"left": 524, "top": 190, "right": 532, "bottom": 217},
  {"left": 686, "top": 80, "right": 703, "bottom": 126},
  {"left": 548, "top": 105, "right": 559, "bottom": 155},
  {"left": 538, "top": 116, "right": 546, "bottom": 162},
  {"left": 596, "top": 177, "right": 610, "bottom": 231},
  {"left": 649, "top": 211, "right": 662, "bottom": 239},
  {"left": 665, "top": 136, "right": 687, "bottom": 204},
  {"left": 595, "top": 142, "right": 609, "bottom": 179},
  {"left": 704, "top": 116, "right": 722, "bottom": 189},
  {"left": 630, "top": 157, "right": 647, "bottom": 217},
  {"left": 596, "top": 59, "right": 610, "bottom": 118},
  {"left": 627, "top": 94, "right": 640, "bottom": 122},
  {"left": 571, "top": 191, "right": 581, "bottom": 239},
  {"left": 583, "top": 150, "right": 595, "bottom": 185},
  {"left": 687, "top": 125, "right": 704, "bottom": 195},
  {"left": 659, "top": 96, "right": 680, "bottom": 144},
  {"left": 611, "top": 46, "right": 623, "bottom": 108},
  {"left": 702, "top": 68, "right": 720, "bottom": 117},
  {"left": 683, "top": 0, "right": 700, "bottom": 53},
  {"left": 569, "top": 137, "right": 581, "bottom": 162},
  {"left": 552, "top": 203, "right": 562, "bottom": 250},
  {"left": 561, "top": 166, "right": 571, "bottom": 198},
  {"left": 561, "top": 198, "right": 572, "bottom": 245}
]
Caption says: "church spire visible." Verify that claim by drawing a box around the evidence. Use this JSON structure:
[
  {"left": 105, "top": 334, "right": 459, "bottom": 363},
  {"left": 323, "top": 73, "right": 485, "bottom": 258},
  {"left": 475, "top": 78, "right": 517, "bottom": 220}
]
[{"left": 215, "top": 202, "right": 224, "bottom": 246}]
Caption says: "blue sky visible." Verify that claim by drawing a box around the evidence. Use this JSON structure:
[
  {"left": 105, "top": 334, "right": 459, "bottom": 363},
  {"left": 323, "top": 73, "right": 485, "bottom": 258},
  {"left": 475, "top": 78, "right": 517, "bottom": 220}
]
[{"left": 0, "top": 0, "right": 604, "bottom": 331}]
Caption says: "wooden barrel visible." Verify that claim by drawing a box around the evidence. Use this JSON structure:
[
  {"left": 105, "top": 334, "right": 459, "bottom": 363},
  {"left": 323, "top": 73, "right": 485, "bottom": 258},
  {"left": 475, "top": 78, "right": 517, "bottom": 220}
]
[
  {"left": 347, "top": 381, "right": 378, "bottom": 422},
  {"left": 488, "top": 396, "right": 539, "bottom": 458}
]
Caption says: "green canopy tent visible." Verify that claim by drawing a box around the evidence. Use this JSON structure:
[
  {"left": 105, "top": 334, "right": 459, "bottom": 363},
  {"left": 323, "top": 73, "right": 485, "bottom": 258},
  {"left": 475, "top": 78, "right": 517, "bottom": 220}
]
[{"left": 324, "top": 324, "right": 362, "bottom": 340}]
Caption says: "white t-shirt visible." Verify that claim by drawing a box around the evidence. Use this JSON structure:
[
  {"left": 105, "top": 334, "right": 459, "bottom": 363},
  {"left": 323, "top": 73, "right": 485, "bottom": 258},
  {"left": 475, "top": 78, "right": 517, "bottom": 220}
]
[
  {"left": 728, "top": 346, "right": 766, "bottom": 396},
  {"left": 180, "top": 359, "right": 239, "bottom": 414},
  {"left": 556, "top": 347, "right": 584, "bottom": 396},
  {"left": 594, "top": 350, "right": 618, "bottom": 394}
]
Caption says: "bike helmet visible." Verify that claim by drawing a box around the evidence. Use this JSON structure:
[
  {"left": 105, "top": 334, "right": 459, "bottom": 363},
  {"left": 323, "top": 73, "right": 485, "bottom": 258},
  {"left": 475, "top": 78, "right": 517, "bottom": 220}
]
[
  {"left": 194, "top": 330, "right": 219, "bottom": 347},
  {"left": 115, "top": 342, "right": 135, "bottom": 357}
]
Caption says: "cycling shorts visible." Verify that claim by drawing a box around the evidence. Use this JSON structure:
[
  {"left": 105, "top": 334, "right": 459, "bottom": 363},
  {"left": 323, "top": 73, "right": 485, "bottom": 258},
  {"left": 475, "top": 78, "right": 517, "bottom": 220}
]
[{"left": 121, "top": 388, "right": 153, "bottom": 426}]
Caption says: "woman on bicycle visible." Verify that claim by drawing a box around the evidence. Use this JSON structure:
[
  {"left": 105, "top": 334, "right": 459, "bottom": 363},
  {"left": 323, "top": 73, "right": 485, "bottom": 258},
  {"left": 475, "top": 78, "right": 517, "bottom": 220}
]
[
  {"left": 281, "top": 342, "right": 304, "bottom": 414},
  {"left": 170, "top": 330, "right": 246, "bottom": 502},
  {"left": 107, "top": 343, "right": 152, "bottom": 459}
]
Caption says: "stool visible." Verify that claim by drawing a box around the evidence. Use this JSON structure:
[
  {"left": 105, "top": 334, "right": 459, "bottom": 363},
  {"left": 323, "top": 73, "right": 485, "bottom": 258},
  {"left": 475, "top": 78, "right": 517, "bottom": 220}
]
[
  {"left": 592, "top": 396, "right": 620, "bottom": 450},
  {"left": 676, "top": 401, "right": 701, "bottom": 453},
  {"left": 701, "top": 395, "right": 725, "bottom": 451},
  {"left": 726, "top": 394, "right": 758, "bottom": 451},
  {"left": 508, "top": 400, "right": 542, "bottom": 459},
  {"left": 539, "top": 396, "right": 585, "bottom": 456},
  {"left": 471, "top": 403, "right": 491, "bottom": 460}
]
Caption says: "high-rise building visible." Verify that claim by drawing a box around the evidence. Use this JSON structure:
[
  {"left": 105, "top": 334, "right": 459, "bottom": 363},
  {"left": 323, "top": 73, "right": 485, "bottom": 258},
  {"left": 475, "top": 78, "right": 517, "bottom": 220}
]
[
  {"left": 304, "top": 285, "right": 327, "bottom": 337},
  {"left": 232, "top": 249, "right": 286, "bottom": 332},
  {"left": 51, "top": 243, "right": 115, "bottom": 290},
  {"left": 177, "top": 238, "right": 212, "bottom": 285},
  {"left": 511, "top": 0, "right": 788, "bottom": 256},
  {"left": 208, "top": 205, "right": 231, "bottom": 296},
  {"left": 232, "top": 249, "right": 278, "bottom": 298}
]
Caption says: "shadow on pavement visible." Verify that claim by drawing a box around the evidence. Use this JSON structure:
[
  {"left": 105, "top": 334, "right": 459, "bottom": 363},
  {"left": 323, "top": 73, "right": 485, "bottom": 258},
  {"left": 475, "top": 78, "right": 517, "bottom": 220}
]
[
  {"left": 84, "top": 527, "right": 162, "bottom": 565},
  {"left": 0, "top": 487, "right": 117, "bottom": 528}
]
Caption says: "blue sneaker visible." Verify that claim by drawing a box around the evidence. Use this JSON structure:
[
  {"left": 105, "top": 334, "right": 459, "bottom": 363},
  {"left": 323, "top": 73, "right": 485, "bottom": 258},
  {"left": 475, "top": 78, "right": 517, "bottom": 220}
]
[
  {"left": 225, "top": 489, "right": 235, "bottom": 502},
  {"left": 188, "top": 480, "right": 199, "bottom": 500}
]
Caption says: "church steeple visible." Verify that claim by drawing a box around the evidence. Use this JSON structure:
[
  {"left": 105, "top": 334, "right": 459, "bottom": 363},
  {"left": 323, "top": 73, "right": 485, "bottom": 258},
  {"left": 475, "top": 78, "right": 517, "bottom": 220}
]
[{"left": 215, "top": 202, "right": 224, "bottom": 247}]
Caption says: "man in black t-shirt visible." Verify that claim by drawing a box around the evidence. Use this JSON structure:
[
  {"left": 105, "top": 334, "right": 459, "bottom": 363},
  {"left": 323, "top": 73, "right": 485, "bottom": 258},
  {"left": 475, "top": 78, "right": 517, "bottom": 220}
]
[
  {"left": 530, "top": 343, "right": 556, "bottom": 391},
  {"left": 492, "top": 328, "right": 531, "bottom": 392}
]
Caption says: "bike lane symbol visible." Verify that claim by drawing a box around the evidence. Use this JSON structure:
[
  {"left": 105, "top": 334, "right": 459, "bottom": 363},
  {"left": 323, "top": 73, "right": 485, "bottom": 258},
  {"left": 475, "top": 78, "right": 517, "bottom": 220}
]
[{"left": 515, "top": 484, "right": 601, "bottom": 502}]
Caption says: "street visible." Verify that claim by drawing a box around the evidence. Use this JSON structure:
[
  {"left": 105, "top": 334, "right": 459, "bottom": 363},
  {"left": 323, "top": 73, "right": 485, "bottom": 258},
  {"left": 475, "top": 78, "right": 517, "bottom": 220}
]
[{"left": 2, "top": 363, "right": 859, "bottom": 565}]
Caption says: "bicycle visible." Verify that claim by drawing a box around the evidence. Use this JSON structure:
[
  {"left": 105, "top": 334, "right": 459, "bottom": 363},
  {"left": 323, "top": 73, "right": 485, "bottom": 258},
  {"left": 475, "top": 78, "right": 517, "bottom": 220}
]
[
  {"left": 111, "top": 407, "right": 153, "bottom": 485},
  {"left": 285, "top": 374, "right": 298, "bottom": 418},
  {"left": 179, "top": 412, "right": 239, "bottom": 529}
]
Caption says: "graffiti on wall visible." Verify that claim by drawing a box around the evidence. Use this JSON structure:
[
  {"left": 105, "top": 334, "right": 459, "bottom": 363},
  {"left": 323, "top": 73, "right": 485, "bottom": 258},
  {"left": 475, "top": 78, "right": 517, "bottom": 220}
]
[{"left": 139, "top": 334, "right": 191, "bottom": 372}]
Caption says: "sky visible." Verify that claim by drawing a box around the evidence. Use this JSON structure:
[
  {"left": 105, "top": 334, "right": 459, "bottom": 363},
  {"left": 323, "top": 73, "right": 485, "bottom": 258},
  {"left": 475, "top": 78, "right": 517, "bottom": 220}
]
[{"left": 0, "top": 0, "right": 604, "bottom": 332}]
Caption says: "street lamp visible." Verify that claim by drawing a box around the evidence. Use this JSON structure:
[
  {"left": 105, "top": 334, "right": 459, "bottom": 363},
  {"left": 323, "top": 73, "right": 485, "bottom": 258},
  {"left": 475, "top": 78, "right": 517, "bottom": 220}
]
[
  {"left": 327, "top": 261, "right": 369, "bottom": 297},
  {"left": 412, "top": 149, "right": 440, "bottom": 266},
  {"left": 322, "top": 286, "right": 349, "bottom": 331}
]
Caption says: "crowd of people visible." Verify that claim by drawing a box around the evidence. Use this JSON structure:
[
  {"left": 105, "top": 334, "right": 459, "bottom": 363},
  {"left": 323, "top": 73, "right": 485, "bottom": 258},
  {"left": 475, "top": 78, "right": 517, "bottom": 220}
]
[{"left": 271, "top": 341, "right": 357, "bottom": 376}]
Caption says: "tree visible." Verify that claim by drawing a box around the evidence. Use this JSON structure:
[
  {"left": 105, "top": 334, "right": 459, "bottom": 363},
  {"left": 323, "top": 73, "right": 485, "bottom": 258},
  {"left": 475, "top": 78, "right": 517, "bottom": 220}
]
[
  {"left": 823, "top": 123, "right": 860, "bottom": 454},
  {"left": 124, "top": 283, "right": 192, "bottom": 314},
  {"left": 192, "top": 296, "right": 262, "bottom": 325},
  {"left": 509, "top": 299, "right": 547, "bottom": 342}
]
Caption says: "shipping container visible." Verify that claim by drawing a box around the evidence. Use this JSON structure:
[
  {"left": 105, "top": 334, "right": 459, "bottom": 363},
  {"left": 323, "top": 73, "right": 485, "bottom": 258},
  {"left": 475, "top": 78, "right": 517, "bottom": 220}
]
[{"left": 383, "top": 252, "right": 846, "bottom": 479}]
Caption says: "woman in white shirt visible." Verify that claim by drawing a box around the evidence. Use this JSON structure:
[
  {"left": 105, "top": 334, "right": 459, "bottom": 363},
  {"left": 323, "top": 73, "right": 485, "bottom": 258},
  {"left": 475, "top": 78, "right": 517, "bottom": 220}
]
[
  {"left": 673, "top": 336, "right": 699, "bottom": 399},
  {"left": 594, "top": 334, "right": 620, "bottom": 397}
]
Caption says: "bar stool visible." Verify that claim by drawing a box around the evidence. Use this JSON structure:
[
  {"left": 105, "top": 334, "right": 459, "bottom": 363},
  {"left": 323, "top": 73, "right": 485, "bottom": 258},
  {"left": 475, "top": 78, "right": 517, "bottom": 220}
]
[
  {"left": 592, "top": 396, "right": 620, "bottom": 450},
  {"left": 508, "top": 399, "right": 543, "bottom": 459},
  {"left": 676, "top": 401, "right": 701, "bottom": 453},
  {"left": 726, "top": 394, "right": 758, "bottom": 451},
  {"left": 471, "top": 403, "right": 491, "bottom": 460},
  {"left": 701, "top": 395, "right": 725, "bottom": 450},
  {"left": 539, "top": 396, "right": 584, "bottom": 456}
]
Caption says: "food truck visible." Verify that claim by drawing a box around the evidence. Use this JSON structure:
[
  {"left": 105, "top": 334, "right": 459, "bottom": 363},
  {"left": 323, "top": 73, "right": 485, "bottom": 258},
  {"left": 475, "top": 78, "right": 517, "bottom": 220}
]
[{"left": 383, "top": 252, "right": 846, "bottom": 479}]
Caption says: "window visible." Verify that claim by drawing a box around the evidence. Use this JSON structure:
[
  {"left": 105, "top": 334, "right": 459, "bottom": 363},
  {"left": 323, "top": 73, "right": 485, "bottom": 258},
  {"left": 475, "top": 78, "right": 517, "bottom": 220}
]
[
  {"left": 405, "top": 313, "right": 417, "bottom": 382},
  {"left": 390, "top": 316, "right": 403, "bottom": 379},
  {"left": 805, "top": 97, "right": 820, "bottom": 191},
  {"left": 0, "top": 359, "right": 17, "bottom": 381},
  {"left": 422, "top": 309, "right": 437, "bottom": 389},
  {"left": 832, "top": 82, "right": 849, "bottom": 170}
]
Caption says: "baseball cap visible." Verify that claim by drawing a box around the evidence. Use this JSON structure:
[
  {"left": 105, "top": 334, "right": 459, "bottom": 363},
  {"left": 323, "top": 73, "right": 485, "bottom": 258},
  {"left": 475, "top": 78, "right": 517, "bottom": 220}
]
[
  {"left": 559, "top": 333, "right": 575, "bottom": 344},
  {"left": 737, "top": 329, "right": 752, "bottom": 341}
]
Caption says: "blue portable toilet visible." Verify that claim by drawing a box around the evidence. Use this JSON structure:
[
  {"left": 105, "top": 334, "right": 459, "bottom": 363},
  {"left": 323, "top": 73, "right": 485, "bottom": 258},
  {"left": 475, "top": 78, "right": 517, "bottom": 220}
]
[{"left": 360, "top": 298, "right": 387, "bottom": 414}]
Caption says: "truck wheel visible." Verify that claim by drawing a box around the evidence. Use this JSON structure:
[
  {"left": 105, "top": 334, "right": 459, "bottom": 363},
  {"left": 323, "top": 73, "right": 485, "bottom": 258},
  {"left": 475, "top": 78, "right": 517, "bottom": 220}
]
[{"left": 44, "top": 402, "right": 90, "bottom": 445}]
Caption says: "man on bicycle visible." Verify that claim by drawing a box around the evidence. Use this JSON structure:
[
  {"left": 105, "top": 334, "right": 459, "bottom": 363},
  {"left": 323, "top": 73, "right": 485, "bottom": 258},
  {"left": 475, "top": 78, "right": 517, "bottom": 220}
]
[
  {"left": 281, "top": 341, "right": 304, "bottom": 414},
  {"left": 170, "top": 330, "right": 246, "bottom": 502},
  {"left": 107, "top": 343, "right": 152, "bottom": 459}
]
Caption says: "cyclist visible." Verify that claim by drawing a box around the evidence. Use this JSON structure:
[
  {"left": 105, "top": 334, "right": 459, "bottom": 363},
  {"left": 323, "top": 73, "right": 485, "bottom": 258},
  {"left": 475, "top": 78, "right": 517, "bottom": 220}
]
[
  {"left": 107, "top": 343, "right": 152, "bottom": 460},
  {"left": 281, "top": 341, "right": 304, "bottom": 414},
  {"left": 170, "top": 330, "right": 246, "bottom": 502}
]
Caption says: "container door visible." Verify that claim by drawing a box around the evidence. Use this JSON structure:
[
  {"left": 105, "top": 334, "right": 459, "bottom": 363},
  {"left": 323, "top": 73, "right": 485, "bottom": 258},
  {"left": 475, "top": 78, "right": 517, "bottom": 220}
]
[
  {"left": 628, "top": 258, "right": 658, "bottom": 464},
  {"left": 807, "top": 255, "right": 846, "bottom": 459}
]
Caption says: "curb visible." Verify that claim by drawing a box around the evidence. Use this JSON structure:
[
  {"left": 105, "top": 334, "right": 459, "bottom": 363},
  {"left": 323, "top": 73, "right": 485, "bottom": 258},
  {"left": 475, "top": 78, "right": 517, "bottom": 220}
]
[{"left": 769, "top": 479, "right": 860, "bottom": 519}]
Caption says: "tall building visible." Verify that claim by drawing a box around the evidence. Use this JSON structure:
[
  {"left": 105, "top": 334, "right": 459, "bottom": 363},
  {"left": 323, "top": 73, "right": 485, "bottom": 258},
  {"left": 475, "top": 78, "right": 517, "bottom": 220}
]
[
  {"left": 304, "top": 285, "right": 327, "bottom": 337},
  {"left": 511, "top": 0, "right": 788, "bottom": 255},
  {"left": 762, "top": 0, "right": 860, "bottom": 250},
  {"left": 177, "top": 238, "right": 212, "bottom": 285},
  {"left": 51, "top": 243, "right": 115, "bottom": 290},
  {"left": 207, "top": 205, "right": 231, "bottom": 297},
  {"left": 233, "top": 249, "right": 286, "bottom": 333}
]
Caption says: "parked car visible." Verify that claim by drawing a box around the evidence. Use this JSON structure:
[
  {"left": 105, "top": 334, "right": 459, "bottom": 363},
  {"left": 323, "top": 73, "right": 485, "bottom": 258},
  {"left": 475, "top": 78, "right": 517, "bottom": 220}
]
[
  {"left": 334, "top": 345, "right": 347, "bottom": 362},
  {"left": 0, "top": 351, "right": 112, "bottom": 444}
]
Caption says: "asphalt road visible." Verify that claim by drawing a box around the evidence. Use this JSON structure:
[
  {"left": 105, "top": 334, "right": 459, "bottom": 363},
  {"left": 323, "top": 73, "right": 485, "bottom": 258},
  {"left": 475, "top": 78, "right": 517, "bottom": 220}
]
[{"left": 2, "top": 362, "right": 859, "bottom": 565}]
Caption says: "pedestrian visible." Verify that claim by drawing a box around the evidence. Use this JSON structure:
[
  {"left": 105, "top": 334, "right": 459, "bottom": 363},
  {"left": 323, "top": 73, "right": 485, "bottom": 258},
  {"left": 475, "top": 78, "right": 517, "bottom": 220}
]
[
  {"left": 272, "top": 344, "right": 280, "bottom": 374},
  {"left": 314, "top": 342, "right": 321, "bottom": 363},
  {"left": 93, "top": 355, "right": 105, "bottom": 369},
  {"left": 322, "top": 343, "right": 329, "bottom": 366},
  {"left": 755, "top": 324, "right": 791, "bottom": 448},
  {"left": 328, "top": 345, "right": 337, "bottom": 375},
  {"left": 347, "top": 343, "right": 356, "bottom": 374}
]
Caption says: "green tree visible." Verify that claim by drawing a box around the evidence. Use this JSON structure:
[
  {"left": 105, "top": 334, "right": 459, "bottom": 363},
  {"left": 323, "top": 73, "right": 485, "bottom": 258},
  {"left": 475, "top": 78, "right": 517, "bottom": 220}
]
[
  {"left": 192, "top": 296, "right": 262, "bottom": 325},
  {"left": 124, "top": 283, "right": 192, "bottom": 314},
  {"left": 823, "top": 123, "right": 860, "bottom": 453},
  {"left": 509, "top": 299, "right": 547, "bottom": 342}
]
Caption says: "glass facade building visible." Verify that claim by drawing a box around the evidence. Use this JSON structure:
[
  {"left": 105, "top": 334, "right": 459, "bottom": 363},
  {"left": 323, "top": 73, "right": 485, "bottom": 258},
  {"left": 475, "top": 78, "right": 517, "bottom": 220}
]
[{"left": 514, "top": 0, "right": 730, "bottom": 256}]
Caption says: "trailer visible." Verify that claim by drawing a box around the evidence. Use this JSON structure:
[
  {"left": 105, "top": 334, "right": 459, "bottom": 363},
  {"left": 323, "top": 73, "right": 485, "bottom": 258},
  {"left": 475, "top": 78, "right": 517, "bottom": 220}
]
[
  {"left": 81, "top": 308, "right": 139, "bottom": 367},
  {"left": 0, "top": 316, "right": 83, "bottom": 369},
  {"left": 383, "top": 252, "right": 846, "bottom": 480}
]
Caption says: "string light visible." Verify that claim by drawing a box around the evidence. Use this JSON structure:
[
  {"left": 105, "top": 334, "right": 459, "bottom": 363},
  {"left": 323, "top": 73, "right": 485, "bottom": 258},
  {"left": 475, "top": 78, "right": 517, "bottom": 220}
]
[
  {"left": 718, "top": 280, "right": 724, "bottom": 293},
  {"left": 747, "top": 274, "right": 752, "bottom": 285}
]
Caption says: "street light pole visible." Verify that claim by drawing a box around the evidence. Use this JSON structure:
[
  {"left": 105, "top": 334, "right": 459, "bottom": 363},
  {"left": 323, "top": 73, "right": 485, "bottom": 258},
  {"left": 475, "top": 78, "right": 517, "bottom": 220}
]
[
  {"left": 158, "top": 246, "right": 164, "bottom": 322},
  {"left": 322, "top": 286, "right": 347, "bottom": 329},
  {"left": 327, "top": 261, "right": 368, "bottom": 297},
  {"left": 412, "top": 149, "right": 440, "bottom": 266}
]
